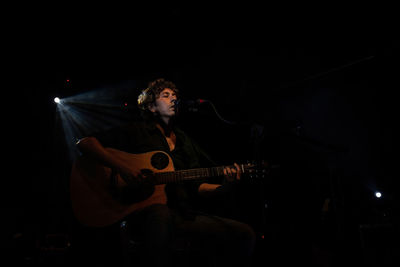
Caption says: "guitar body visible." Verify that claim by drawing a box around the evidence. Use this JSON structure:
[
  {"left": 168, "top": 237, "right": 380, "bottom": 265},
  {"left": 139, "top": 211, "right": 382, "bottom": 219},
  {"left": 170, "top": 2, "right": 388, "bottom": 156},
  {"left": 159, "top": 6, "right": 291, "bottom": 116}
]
[{"left": 70, "top": 148, "right": 172, "bottom": 227}]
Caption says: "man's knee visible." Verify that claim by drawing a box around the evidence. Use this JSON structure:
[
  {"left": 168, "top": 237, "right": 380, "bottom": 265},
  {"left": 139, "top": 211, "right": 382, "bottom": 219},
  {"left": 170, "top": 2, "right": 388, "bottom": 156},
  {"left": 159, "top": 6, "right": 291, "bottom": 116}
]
[{"left": 240, "top": 223, "right": 256, "bottom": 251}]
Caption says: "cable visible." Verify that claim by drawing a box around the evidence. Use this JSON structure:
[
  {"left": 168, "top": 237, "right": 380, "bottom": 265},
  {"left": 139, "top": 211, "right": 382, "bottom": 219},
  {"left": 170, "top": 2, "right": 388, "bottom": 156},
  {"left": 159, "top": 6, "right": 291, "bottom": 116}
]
[{"left": 204, "top": 100, "right": 238, "bottom": 126}]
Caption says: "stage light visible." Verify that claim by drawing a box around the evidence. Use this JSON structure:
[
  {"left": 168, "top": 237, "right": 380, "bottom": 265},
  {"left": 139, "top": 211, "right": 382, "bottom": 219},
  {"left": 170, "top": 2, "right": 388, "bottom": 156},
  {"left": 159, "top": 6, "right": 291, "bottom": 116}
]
[
  {"left": 54, "top": 80, "right": 138, "bottom": 161},
  {"left": 375, "top": 192, "right": 382, "bottom": 198}
]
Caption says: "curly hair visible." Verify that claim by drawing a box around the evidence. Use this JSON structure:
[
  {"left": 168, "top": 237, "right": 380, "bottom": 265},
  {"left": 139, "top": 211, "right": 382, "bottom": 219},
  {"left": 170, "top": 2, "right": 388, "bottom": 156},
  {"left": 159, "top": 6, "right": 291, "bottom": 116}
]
[{"left": 137, "top": 78, "right": 179, "bottom": 110}]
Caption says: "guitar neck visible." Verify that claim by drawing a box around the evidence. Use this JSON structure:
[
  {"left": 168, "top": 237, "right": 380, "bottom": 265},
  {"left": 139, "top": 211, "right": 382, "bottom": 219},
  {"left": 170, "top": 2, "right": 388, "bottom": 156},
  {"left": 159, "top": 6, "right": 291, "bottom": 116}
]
[{"left": 154, "top": 165, "right": 232, "bottom": 184}]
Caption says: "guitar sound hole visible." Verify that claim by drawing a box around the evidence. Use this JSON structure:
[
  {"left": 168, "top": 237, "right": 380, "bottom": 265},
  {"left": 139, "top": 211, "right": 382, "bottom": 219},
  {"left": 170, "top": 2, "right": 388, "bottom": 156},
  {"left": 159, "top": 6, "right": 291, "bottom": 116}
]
[{"left": 151, "top": 152, "right": 169, "bottom": 170}]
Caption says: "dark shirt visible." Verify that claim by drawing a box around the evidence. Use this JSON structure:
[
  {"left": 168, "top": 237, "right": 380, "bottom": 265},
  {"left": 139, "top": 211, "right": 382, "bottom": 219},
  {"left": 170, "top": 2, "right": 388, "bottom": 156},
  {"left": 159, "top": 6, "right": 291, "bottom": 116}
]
[{"left": 92, "top": 120, "right": 218, "bottom": 213}]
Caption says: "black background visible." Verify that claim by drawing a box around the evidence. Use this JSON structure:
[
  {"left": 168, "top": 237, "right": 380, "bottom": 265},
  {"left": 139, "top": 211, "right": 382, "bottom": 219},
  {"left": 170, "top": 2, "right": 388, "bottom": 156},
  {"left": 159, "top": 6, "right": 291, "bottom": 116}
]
[{"left": 3, "top": 3, "right": 400, "bottom": 266}]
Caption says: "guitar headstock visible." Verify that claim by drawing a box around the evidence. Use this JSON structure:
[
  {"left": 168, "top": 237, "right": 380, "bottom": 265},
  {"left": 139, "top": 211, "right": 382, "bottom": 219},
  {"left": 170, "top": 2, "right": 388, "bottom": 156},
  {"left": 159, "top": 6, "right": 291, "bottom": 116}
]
[{"left": 240, "top": 160, "right": 270, "bottom": 180}]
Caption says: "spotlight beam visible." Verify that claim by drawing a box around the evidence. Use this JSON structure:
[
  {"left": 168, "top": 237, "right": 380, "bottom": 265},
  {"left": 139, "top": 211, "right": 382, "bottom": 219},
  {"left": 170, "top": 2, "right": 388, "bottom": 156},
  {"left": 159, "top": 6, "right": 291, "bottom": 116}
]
[{"left": 54, "top": 87, "right": 139, "bottom": 161}]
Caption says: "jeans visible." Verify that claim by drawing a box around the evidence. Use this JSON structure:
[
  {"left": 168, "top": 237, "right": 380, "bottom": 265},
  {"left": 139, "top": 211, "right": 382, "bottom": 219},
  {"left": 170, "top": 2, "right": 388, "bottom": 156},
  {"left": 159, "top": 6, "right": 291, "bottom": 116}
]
[{"left": 125, "top": 204, "right": 256, "bottom": 267}]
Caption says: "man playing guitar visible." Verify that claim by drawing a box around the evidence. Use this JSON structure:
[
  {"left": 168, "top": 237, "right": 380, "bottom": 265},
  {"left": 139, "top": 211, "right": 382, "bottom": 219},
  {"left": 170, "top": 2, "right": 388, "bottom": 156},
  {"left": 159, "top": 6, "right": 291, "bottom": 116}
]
[{"left": 73, "top": 78, "right": 256, "bottom": 267}]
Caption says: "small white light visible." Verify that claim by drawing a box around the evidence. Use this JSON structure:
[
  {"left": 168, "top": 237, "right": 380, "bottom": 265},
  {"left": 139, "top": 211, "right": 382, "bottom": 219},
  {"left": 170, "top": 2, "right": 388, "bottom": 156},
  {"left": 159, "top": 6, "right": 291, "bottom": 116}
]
[
  {"left": 54, "top": 97, "right": 61, "bottom": 104},
  {"left": 375, "top": 192, "right": 382, "bottom": 198}
]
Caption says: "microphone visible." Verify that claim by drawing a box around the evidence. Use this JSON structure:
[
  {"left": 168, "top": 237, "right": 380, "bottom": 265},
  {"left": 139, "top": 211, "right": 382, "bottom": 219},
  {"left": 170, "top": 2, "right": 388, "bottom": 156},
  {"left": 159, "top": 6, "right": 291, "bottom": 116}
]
[{"left": 173, "top": 99, "right": 207, "bottom": 112}]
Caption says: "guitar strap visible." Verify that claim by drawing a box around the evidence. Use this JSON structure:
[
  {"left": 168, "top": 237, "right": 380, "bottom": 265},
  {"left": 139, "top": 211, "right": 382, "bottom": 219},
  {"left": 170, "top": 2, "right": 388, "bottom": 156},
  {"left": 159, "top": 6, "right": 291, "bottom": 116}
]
[{"left": 191, "top": 138, "right": 218, "bottom": 167}]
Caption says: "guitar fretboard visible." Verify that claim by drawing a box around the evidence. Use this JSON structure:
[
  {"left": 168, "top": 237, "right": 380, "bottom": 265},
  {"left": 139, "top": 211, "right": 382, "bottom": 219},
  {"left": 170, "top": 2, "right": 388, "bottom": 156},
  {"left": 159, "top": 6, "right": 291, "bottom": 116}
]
[{"left": 154, "top": 166, "right": 231, "bottom": 184}]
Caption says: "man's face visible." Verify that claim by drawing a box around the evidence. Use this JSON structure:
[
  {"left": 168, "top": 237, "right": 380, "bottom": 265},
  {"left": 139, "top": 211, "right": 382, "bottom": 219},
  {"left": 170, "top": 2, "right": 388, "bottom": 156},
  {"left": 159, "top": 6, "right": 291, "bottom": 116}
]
[{"left": 149, "top": 88, "right": 177, "bottom": 122}]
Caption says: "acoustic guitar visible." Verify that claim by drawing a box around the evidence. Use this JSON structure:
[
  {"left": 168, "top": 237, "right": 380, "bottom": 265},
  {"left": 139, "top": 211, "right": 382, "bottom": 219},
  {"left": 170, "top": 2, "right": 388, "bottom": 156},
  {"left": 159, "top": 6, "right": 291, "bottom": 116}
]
[{"left": 70, "top": 148, "right": 265, "bottom": 227}]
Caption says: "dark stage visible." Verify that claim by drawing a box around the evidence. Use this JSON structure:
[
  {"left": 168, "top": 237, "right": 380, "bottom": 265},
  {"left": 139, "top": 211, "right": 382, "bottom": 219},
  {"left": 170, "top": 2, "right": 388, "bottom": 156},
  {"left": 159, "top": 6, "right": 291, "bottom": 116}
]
[{"left": 3, "top": 4, "right": 399, "bottom": 266}]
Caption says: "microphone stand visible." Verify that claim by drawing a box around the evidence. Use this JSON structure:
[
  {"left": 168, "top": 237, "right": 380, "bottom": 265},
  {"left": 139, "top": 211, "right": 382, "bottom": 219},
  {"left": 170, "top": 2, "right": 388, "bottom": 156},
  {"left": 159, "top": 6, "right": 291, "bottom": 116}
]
[
  {"left": 199, "top": 99, "right": 269, "bottom": 239},
  {"left": 203, "top": 98, "right": 347, "bottom": 249}
]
